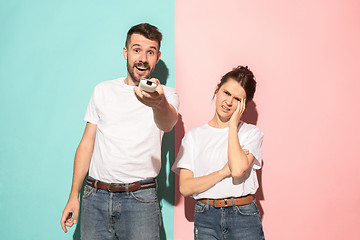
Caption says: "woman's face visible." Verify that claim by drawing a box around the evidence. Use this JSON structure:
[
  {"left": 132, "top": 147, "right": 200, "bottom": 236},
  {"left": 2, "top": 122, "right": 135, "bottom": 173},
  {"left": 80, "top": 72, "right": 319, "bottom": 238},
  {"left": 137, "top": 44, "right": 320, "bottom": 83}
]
[{"left": 215, "top": 78, "right": 247, "bottom": 123}]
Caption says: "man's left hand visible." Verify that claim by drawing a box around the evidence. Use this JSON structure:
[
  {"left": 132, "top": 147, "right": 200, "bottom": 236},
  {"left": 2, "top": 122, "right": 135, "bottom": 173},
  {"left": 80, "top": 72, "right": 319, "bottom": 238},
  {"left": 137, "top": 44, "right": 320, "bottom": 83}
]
[{"left": 134, "top": 78, "right": 164, "bottom": 108}]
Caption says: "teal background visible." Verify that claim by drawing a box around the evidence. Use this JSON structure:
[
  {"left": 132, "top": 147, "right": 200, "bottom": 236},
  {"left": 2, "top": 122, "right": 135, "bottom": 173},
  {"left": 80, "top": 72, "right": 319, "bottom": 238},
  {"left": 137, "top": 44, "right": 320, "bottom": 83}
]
[{"left": 0, "top": 0, "right": 175, "bottom": 239}]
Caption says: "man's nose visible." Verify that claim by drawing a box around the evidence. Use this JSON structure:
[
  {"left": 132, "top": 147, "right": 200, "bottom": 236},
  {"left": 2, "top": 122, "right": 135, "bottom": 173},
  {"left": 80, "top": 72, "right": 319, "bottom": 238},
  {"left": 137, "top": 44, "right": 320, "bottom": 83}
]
[{"left": 138, "top": 52, "right": 148, "bottom": 62}]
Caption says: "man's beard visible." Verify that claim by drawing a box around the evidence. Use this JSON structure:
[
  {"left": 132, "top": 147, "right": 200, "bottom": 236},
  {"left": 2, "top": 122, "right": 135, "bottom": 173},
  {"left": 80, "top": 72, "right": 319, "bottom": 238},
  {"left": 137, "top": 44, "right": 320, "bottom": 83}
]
[{"left": 127, "top": 61, "right": 152, "bottom": 85}]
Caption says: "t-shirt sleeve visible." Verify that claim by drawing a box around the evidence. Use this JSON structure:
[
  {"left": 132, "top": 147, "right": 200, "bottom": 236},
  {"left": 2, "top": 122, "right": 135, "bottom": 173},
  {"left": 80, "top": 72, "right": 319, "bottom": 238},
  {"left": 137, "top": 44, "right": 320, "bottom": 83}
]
[
  {"left": 171, "top": 133, "right": 194, "bottom": 175},
  {"left": 84, "top": 86, "right": 100, "bottom": 124},
  {"left": 243, "top": 127, "right": 264, "bottom": 170},
  {"left": 163, "top": 86, "right": 179, "bottom": 113}
]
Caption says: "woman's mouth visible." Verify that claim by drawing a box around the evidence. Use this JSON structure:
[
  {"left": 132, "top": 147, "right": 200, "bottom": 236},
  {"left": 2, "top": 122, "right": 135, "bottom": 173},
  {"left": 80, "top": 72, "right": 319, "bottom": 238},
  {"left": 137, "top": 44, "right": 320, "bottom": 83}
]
[{"left": 221, "top": 105, "right": 230, "bottom": 111}]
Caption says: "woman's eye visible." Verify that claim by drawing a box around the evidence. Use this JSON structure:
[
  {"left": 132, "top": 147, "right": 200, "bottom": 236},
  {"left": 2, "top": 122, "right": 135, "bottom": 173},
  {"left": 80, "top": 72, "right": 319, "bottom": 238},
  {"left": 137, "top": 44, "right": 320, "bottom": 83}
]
[
  {"left": 224, "top": 91, "right": 230, "bottom": 95},
  {"left": 235, "top": 98, "right": 241, "bottom": 102}
]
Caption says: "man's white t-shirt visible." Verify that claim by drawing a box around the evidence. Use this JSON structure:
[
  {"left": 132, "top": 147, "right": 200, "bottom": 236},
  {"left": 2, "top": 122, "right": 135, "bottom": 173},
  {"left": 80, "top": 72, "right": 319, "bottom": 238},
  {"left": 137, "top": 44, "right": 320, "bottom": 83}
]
[
  {"left": 84, "top": 77, "right": 179, "bottom": 184},
  {"left": 171, "top": 122, "right": 263, "bottom": 199}
]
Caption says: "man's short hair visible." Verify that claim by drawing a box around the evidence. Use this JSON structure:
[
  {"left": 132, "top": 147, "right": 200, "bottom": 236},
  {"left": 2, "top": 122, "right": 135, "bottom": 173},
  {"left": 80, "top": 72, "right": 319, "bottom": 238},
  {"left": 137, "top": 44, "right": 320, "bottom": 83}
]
[{"left": 125, "top": 23, "right": 163, "bottom": 50}]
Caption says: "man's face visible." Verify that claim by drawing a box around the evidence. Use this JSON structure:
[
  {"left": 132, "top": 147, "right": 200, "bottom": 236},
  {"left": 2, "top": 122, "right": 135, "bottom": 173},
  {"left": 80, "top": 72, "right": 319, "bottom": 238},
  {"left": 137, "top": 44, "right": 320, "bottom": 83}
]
[{"left": 123, "top": 33, "right": 161, "bottom": 85}]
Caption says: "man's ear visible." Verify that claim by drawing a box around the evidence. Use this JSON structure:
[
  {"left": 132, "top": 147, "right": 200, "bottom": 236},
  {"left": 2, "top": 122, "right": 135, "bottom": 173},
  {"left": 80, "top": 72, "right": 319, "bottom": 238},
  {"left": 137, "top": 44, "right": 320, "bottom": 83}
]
[
  {"left": 156, "top": 51, "right": 161, "bottom": 64},
  {"left": 123, "top": 47, "right": 128, "bottom": 60}
]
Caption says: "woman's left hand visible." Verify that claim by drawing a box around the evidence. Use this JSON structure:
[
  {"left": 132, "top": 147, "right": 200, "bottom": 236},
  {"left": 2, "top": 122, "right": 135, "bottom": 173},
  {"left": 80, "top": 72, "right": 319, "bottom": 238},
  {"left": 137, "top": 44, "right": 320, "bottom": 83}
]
[{"left": 229, "top": 98, "right": 246, "bottom": 128}]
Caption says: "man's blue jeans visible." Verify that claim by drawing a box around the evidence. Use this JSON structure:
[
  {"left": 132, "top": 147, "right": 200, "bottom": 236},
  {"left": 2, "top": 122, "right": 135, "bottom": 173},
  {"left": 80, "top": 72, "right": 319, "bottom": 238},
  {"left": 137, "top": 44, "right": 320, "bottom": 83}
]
[
  {"left": 194, "top": 199, "right": 265, "bottom": 240},
  {"left": 80, "top": 178, "right": 161, "bottom": 240}
]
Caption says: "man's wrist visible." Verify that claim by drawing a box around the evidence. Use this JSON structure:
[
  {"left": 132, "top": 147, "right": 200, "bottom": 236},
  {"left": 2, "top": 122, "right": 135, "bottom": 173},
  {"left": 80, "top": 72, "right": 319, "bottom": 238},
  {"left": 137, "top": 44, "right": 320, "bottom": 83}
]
[
  {"left": 152, "top": 96, "right": 166, "bottom": 110},
  {"left": 69, "top": 190, "right": 80, "bottom": 200}
]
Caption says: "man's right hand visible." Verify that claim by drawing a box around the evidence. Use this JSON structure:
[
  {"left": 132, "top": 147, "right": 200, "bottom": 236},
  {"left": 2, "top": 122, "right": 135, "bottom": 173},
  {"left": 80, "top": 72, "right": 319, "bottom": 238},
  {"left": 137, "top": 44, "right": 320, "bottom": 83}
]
[{"left": 60, "top": 197, "right": 80, "bottom": 233}]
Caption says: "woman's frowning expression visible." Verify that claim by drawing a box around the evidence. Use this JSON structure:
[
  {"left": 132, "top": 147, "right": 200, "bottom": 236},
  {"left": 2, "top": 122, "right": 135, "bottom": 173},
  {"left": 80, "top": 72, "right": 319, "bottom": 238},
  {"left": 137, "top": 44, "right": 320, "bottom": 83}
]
[{"left": 214, "top": 78, "right": 247, "bottom": 123}]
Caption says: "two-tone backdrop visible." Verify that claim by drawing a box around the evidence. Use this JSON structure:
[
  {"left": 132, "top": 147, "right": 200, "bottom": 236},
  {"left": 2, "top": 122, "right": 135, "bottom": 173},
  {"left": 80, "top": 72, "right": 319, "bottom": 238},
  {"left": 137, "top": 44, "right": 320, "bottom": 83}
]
[{"left": 1, "top": 0, "right": 359, "bottom": 239}]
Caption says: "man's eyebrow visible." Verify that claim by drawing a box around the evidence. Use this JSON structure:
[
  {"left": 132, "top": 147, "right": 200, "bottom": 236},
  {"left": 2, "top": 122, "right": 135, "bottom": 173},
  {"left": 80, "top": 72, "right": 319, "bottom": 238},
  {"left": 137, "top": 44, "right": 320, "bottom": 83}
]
[
  {"left": 131, "top": 43, "right": 158, "bottom": 51},
  {"left": 131, "top": 43, "right": 141, "bottom": 48}
]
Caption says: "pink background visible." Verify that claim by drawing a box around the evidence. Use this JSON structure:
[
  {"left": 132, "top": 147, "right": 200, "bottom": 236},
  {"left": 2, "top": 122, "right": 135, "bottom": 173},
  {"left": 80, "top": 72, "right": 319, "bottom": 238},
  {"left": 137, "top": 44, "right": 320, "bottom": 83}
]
[{"left": 174, "top": 0, "right": 360, "bottom": 239}]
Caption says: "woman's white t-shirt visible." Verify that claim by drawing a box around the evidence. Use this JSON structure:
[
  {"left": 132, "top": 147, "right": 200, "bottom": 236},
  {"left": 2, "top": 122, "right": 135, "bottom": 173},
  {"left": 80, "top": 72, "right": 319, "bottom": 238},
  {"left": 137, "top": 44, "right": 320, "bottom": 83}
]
[{"left": 171, "top": 122, "right": 263, "bottom": 199}]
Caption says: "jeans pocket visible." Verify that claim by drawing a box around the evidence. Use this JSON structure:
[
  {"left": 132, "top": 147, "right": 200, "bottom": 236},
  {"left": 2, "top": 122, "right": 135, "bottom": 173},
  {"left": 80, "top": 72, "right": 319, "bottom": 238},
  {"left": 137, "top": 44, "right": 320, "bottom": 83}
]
[
  {"left": 130, "top": 188, "right": 158, "bottom": 203},
  {"left": 194, "top": 201, "right": 208, "bottom": 213},
  {"left": 82, "top": 185, "right": 94, "bottom": 199},
  {"left": 235, "top": 202, "right": 260, "bottom": 216}
]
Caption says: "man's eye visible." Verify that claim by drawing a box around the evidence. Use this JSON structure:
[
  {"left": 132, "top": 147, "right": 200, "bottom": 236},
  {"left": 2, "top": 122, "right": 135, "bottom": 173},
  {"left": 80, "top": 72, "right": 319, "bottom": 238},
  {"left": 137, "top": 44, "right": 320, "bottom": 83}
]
[
  {"left": 224, "top": 91, "right": 230, "bottom": 95},
  {"left": 148, "top": 51, "right": 154, "bottom": 55},
  {"left": 235, "top": 98, "right": 241, "bottom": 102},
  {"left": 134, "top": 49, "right": 140, "bottom": 53}
]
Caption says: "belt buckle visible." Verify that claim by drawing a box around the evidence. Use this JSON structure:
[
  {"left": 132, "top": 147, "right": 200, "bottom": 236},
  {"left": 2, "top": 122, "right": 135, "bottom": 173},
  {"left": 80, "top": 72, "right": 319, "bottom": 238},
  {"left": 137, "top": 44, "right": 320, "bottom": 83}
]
[
  {"left": 213, "top": 199, "right": 227, "bottom": 208},
  {"left": 107, "top": 183, "right": 114, "bottom": 192}
]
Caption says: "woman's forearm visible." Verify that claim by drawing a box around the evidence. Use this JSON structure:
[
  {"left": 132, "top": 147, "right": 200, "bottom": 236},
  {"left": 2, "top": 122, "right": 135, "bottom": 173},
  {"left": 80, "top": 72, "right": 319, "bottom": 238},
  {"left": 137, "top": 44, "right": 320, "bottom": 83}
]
[
  {"left": 179, "top": 167, "right": 230, "bottom": 197},
  {"left": 227, "top": 125, "right": 254, "bottom": 178}
]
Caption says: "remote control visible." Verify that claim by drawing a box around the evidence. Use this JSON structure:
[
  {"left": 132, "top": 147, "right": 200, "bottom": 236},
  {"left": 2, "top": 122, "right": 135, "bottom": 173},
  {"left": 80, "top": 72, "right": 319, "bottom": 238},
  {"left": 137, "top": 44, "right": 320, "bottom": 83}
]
[{"left": 139, "top": 79, "right": 158, "bottom": 93}]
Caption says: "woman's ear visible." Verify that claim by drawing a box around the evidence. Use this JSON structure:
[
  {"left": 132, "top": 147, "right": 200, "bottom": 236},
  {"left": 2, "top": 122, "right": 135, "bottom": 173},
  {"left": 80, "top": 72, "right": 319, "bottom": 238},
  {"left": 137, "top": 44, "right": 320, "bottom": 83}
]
[
  {"left": 212, "top": 87, "right": 219, "bottom": 100},
  {"left": 215, "top": 85, "right": 220, "bottom": 94}
]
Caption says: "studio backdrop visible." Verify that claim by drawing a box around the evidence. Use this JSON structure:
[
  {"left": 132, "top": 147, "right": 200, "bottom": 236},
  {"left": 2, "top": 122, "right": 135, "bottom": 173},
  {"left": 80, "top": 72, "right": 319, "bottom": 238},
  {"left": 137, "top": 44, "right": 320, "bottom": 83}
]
[{"left": 1, "top": 0, "right": 360, "bottom": 239}]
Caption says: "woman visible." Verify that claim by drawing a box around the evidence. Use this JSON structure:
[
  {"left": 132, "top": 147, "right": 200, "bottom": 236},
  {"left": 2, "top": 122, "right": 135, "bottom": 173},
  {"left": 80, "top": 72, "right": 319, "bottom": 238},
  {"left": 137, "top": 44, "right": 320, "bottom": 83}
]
[{"left": 172, "top": 66, "right": 265, "bottom": 240}]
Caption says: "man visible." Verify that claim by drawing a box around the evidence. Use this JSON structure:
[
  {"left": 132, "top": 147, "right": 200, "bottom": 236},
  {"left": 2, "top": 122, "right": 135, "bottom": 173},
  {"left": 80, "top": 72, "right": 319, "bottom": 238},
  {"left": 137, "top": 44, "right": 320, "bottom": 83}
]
[{"left": 60, "top": 23, "right": 179, "bottom": 240}]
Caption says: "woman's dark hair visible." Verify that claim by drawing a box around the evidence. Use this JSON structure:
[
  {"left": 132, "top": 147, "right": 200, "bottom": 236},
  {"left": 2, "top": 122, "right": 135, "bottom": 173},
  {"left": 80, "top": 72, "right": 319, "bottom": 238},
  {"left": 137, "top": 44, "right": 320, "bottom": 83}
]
[
  {"left": 214, "top": 66, "right": 257, "bottom": 102},
  {"left": 125, "top": 23, "right": 163, "bottom": 50}
]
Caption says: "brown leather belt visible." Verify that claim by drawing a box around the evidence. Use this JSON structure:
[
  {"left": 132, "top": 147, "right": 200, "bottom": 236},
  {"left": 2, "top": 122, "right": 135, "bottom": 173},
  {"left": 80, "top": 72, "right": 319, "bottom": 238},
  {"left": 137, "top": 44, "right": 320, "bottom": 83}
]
[
  {"left": 86, "top": 179, "right": 156, "bottom": 193},
  {"left": 198, "top": 195, "right": 254, "bottom": 208}
]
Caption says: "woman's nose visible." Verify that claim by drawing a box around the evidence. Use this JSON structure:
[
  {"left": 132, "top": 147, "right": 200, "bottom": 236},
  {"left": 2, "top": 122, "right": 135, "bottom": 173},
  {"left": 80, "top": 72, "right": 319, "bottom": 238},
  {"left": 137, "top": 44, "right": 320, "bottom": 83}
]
[{"left": 225, "top": 97, "right": 233, "bottom": 105}]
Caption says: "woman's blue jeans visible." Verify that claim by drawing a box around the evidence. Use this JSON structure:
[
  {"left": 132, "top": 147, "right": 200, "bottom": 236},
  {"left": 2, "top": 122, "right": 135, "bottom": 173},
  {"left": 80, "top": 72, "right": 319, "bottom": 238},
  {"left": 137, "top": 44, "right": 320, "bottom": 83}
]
[
  {"left": 194, "top": 199, "right": 265, "bottom": 240},
  {"left": 80, "top": 178, "right": 161, "bottom": 240}
]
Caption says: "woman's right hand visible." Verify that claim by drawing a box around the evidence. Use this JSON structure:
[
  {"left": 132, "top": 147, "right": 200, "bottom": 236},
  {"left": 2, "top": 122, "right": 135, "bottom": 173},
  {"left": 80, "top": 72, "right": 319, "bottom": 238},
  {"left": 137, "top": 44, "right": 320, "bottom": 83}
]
[
  {"left": 220, "top": 162, "right": 232, "bottom": 178},
  {"left": 229, "top": 98, "right": 246, "bottom": 128}
]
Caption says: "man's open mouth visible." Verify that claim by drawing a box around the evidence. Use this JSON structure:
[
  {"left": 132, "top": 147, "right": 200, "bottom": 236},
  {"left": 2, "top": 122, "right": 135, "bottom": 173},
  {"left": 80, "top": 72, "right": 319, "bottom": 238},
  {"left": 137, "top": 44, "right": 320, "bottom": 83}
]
[{"left": 135, "top": 63, "right": 149, "bottom": 71}]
